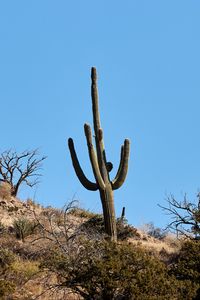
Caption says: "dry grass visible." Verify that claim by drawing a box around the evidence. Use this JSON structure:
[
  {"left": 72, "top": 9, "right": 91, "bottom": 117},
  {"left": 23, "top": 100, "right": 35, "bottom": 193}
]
[
  {"left": 69, "top": 207, "right": 99, "bottom": 219},
  {"left": 0, "top": 182, "right": 11, "bottom": 200},
  {"left": 129, "top": 229, "right": 181, "bottom": 261}
]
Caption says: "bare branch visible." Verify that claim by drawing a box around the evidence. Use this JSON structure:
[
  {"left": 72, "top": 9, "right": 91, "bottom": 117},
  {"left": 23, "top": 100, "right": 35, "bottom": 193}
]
[
  {"left": 159, "top": 193, "right": 200, "bottom": 239},
  {"left": 0, "top": 149, "right": 46, "bottom": 196}
]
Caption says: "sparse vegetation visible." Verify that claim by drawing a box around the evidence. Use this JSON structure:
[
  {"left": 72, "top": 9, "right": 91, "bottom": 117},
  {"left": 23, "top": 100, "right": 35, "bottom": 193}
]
[
  {"left": 13, "top": 218, "right": 37, "bottom": 242},
  {"left": 0, "top": 197, "right": 200, "bottom": 299},
  {"left": 0, "top": 145, "right": 199, "bottom": 299}
]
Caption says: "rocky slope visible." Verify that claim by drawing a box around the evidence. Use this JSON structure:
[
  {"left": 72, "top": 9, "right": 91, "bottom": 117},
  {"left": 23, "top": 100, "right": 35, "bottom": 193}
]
[{"left": 0, "top": 194, "right": 180, "bottom": 299}]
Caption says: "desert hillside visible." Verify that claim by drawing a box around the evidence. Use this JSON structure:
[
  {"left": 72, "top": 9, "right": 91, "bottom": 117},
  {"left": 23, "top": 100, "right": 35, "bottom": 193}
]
[{"left": 0, "top": 190, "right": 199, "bottom": 299}]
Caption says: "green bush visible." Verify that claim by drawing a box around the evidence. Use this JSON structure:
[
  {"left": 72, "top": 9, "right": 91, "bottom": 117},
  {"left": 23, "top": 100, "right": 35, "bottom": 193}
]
[
  {"left": 170, "top": 239, "right": 200, "bottom": 298},
  {"left": 0, "top": 247, "right": 40, "bottom": 298},
  {"left": 0, "top": 280, "right": 15, "bottom": 298},
  {"left": 13, "top": 218, "right": 36, "bottom": 242},
  {"left": 0, "top": 248, "right": 15, "bottom": 270},
  {"left": 41, "top": 240, "right": 195, "bottom": 299},
  {"left": 0, "top": 248, "right": 16, "bottom": 297},
  {"left": 11, "top": 259, "right": 39, "bottom": 284},
  {"left": 116, "top": 218, "right": 140, "bottom": 240}
]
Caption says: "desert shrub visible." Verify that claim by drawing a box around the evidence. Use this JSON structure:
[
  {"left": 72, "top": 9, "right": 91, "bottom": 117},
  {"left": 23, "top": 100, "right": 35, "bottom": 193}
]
[
  {"left": 0, "top": 182, "right": 11, "bottom": 200},
  {"left": 0, "top": 280, "right": 15, "bottom": 298},
  {"left": 143, "top": 222, "right": 167, "bottom": 240},
  {"left": 170, "top": 239, "right": 200, "bottom": 298},
  {"left": 82, "top": 215, "right": 140, "bottom": 240},
  {"left": 0, "top": 234, "right": 40, "bottom": 261},
  {"left": 45, "top": 207, "right": 66, "bottom": 227},
  {"left": 116, "top": 218, "right": 140, "bottom": 240},
  {"left": 41, "top": 239, "right": 194, "bottom": 299},
  {"left": 11, "top": 259, "right": 39, "bottom": 284},
  {"left": 13, "top": 218, "right": 36, "bottom": 242},
  {"left": 81, "top": 214, "right": 105, "bottom": 235},
  {"left": 0, "top": 248, "right": 15, "bottom": 270},
  {"left": 0, "top": 248, "right": 16, "bottom": 297},
  {"left": 4, "top": 239, "right": 40, "bottom": 260},
  {"left": 0, "top": 247, "right": 39, "bottom": 298},
  {"left": 42, "top": 206, "right": 59, "bottom": 215},
  {"left": 69, "top": 207, "right": 98, "bottom": 219}
]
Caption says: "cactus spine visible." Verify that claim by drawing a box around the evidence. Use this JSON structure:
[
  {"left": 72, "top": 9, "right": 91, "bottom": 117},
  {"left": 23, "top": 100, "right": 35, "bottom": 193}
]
[{"left": 68, "top": 67, "right": 130, "bottom": 241}]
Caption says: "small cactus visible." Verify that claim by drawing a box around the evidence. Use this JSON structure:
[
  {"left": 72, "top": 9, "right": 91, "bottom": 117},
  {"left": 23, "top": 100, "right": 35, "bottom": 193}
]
[{"left": 68, "top": 67, "right": 130, "bottom": 241}]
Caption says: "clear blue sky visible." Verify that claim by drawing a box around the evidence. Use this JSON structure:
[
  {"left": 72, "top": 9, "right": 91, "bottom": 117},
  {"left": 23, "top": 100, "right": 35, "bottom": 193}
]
[{"left": 0, "top": 1, "right": 200, "bottom": 228}]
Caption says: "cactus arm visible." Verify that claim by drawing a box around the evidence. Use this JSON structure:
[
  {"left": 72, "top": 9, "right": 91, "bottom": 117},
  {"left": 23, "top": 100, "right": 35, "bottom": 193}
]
[
  {"left": 112, "top": 144, "right": 124, "bottom": 183},
  {"left": 84, "top": 124, "right": 105, "bottom": 190},
  {"left": 111, "top": 139, "right": 130, "bottom": 190},
  {"left": 68, "top": 138, "right": 98, "bottom": 191}
]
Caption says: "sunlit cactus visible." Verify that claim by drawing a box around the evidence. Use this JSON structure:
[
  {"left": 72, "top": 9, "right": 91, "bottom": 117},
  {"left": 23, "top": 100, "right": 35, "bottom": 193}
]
[{"left": 68, "top": 67, "right": 130, "bottom": 241}]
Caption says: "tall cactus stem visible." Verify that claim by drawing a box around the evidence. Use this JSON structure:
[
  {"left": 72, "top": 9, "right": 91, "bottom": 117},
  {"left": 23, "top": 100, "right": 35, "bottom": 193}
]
[{"left": 68, "top": 67, "right": 130, "bottom": 241}]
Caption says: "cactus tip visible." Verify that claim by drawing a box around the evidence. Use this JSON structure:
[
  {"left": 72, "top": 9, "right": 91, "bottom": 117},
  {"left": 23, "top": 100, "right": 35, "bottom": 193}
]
[
  {"left": 84, "top": 123, "right": 90, "bottom": 130},
  {"left": 125, "top": 139, "right": 130, "bottom": 145},
  {"left": 68, "top": 138, "right": 74, "bottom": 148},
  {"left": 91, "top": 67, "right": 97, "bottom": 81}
]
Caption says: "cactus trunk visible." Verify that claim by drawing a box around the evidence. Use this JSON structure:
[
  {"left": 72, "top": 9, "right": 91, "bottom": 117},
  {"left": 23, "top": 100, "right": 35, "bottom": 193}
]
[
  {"left": 68, "top": 67, "right": 130, "bottom": 241},
  {"left": 100, "top": 186, "right": 117, "bottom": 241}
]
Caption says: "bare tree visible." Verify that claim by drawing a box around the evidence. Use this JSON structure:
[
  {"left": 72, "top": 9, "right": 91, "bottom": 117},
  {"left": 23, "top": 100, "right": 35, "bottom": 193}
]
[
  {"left": 0, "top": 149, "right": 46, "bottom": 197},
  {"left": 159, "top": 193, "right": 200, "bottom": 239},
  {"left": 30, "top": 200, "right": 106, "bottom": 299}
]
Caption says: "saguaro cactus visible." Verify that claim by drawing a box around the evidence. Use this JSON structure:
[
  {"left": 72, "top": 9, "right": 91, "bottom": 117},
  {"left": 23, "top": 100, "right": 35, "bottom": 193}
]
[{"left": 68, "top": 67, "right": 130, "bottom": 241}]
